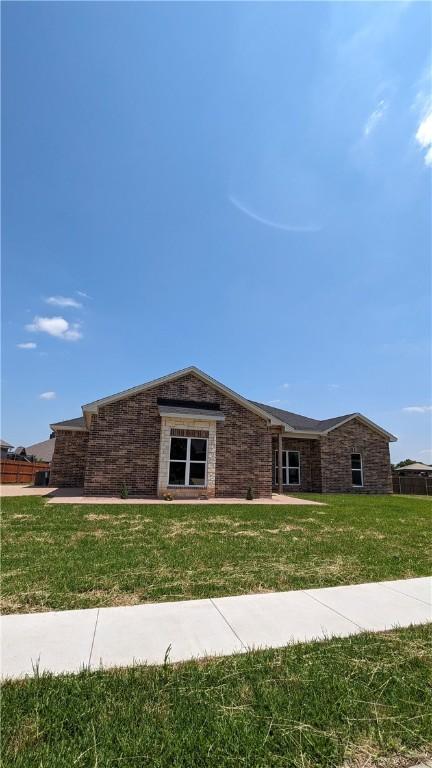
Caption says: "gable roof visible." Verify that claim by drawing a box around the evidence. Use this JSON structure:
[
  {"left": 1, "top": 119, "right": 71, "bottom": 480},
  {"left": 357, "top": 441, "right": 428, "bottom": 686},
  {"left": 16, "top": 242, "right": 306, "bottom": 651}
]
[
  {"left": 1, "top": 439, "right": 13, "bottom": 449},
  {"left": 81, "top": 366, "right": 282, "bottom": 425},
  {"left": 50, "top": 416, "right": 86, "bottom": 431},
  {"left": 250, "top": 401, "right": 397, "bottom": 441}
]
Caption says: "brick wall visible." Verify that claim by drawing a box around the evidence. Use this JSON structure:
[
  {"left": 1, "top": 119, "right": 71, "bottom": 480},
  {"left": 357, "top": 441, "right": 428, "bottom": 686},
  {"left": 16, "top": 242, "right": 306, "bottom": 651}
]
[
  {"left": 320, "top": 418, "right": 392, "bottom": 493},
  {"left": 83, "top": 373, "right": 272, "bottom": 498},
  {"left": 49, "top": 430, "right": 89, "bottom": 487}
]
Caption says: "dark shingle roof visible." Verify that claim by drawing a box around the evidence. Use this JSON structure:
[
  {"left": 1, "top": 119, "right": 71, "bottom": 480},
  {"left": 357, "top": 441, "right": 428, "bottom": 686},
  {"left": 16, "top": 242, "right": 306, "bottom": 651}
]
[
  {"left": 249, "top": 401, "right": 356, "bottom": 433},
  {"left": 51, "top": 416, "right": 86, "bottom": 430},
  {"left": 25, "top": 438, "right": 56, "bottom": 462}
]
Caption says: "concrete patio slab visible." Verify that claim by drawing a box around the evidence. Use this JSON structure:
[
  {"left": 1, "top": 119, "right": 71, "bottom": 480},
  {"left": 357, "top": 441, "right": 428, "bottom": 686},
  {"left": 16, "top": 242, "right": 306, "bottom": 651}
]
[
  {"left": 212, "top": 590, "right": 361, "bottom": 649},
  {"left": 90, "top": 598, "right": 245, "bottom": 669},
  {"left": 1, "top": 608, "right": 98, "bottom": 679},
  {"left": 305, "top": 581, "right": 432, "bottom": 632},
  {"left": 44, "top": 489, "right": 324, "bottom": 505},
  {"left": 0, "top": 484, "right": 56, "bottom": 497},
  {"left": 380, "top": 576, "right": 432, "bottom": 606}
]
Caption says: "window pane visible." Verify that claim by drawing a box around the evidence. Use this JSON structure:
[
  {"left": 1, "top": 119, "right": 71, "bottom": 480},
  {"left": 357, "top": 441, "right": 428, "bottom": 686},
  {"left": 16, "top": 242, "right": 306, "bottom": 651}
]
[
  {"left": 189, "top": 462, "right": 205, "bottom": 486},
  {"left": 282, "top": 467, "right": 287, "bottom": 485},
  {"left": 289, "top": 467, "right": 300, "bottom": 484},
  {"left": 352, "top": 469, "right": 362, "bottom": 486},
  {"left": 170, "top": 438, "right": 187, "bottom": 460},
  {"left": 351, "top": 454, "right": 362, "bottom": 469},
  {"left": 169, "top": 462, "right": 186, "bottom": 485},
  {"left": 190, "top": 439, "right": 207, "bottom": 461},
  {"left": 282, "top": 452, "right": 287, "bottom": 468},
  {"left": 288, "top": 452, "right": 299, "bottom": 468}
]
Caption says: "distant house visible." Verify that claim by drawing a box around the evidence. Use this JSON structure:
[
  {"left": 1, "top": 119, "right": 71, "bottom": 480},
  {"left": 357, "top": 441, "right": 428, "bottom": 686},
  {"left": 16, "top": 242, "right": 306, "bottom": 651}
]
[
  {"left": 1, "top": 439, "right": 13, "bottom": 458},
  {"left": 394, "top": 462, "right": 432, "bottom": 478},
  {"left": 25, "top": 437, "right": 56, "bottom": 463}
]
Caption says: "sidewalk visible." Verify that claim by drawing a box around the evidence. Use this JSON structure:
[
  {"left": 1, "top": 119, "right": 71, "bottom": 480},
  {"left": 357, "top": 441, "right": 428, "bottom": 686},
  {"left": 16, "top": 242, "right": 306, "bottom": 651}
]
[{"left": 2, "top": 577, "right": 430, "bottom": 680}]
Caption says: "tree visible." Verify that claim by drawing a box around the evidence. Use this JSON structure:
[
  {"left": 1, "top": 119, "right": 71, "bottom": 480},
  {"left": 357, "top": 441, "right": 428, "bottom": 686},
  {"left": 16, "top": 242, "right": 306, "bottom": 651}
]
[{"left": 394, "top": 459, "right": 416, "bottom": 469}]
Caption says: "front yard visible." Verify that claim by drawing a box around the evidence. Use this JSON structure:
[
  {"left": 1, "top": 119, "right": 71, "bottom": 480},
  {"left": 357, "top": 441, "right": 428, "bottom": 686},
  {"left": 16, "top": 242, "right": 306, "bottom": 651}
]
[{"left": 2, "top": 493, "right": 431, "bottom": 613}]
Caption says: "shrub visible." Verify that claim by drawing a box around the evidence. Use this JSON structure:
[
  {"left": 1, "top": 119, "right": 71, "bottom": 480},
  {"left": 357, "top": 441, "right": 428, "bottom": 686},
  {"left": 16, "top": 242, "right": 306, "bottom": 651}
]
[
  {"left": 246, "top": 486, "right": 254, "bottom": 500},
  {"left": 120, "top": 482, "right": 129, "bottom": 500}
]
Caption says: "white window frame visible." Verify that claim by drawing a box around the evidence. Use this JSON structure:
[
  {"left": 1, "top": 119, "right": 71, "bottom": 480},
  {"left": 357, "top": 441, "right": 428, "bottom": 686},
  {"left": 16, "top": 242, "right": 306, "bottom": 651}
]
[
  {"left": 351, "top": 453, "right": 363, "bottom": 487},
  {"left": 274, "top": 450, "right": 301, "bottom": 485},
  {"left": 168, "top": 436, "right": 208, "bottom": 488}
]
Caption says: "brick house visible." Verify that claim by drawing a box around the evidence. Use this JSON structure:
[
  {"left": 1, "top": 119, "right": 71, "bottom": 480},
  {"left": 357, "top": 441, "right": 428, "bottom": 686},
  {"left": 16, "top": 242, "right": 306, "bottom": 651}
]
[{"left": 49, "top": 366, "right": 396, "bottom": 497}]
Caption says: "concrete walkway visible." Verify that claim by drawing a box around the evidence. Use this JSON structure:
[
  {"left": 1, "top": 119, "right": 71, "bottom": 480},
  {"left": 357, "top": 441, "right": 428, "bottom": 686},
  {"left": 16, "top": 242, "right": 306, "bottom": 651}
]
[{"left": 2, "top": 577, "right": 430, "bottom": 680}]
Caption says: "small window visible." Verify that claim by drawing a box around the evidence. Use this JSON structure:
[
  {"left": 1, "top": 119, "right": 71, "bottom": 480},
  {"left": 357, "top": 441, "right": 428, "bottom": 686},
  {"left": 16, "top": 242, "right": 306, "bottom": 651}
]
[
  {"left": 169, "top": 436, "right": 207, "bottom": 487},
  {"left": 274, "top": 450, "right": 300, "bottom": 485},
  {"left": 351, "top": 453, "right": 363, "bottom": 486}
]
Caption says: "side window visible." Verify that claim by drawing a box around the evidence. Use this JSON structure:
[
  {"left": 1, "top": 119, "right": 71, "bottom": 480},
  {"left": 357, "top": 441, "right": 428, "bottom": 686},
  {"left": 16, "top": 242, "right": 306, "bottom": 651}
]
[{"left": 351, "top": 453, "right": 363, "bottom": 486}]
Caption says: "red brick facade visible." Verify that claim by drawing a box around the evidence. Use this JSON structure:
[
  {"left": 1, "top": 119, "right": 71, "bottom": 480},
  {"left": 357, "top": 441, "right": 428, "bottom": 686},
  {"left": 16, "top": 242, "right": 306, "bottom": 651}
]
[
  {"left": 49, "top": 430, "right": 89, "bottom": 488},
  {"left": 50, "top": 374, "right": 393, "bottom": 497},
  {"left": 82, "top": 373, "right": 272, "bottom": 498}
]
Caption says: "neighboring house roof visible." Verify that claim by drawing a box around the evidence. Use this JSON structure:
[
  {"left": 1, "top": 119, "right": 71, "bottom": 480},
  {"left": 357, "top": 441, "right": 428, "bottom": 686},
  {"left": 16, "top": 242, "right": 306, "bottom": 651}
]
[
  {"left": 25, "top": 438, "right": 56, "bottom": 462},
  {"left": 50, "top": 416, "right": 86, "bottom": 431},
  {"left": 394, "top": 462, "right": 432, "bottom": 472},
  {"left": 1, "top": 439, "right": 13, "bottom": 449}
]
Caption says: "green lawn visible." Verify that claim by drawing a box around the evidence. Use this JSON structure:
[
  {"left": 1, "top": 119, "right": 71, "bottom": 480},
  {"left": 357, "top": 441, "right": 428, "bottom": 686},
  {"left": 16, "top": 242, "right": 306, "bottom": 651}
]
[
  {"left": 2, "top": 494, "right": 431, "bottom": 613},
  {"left": 2, "top": 625, "right": 431, "bottom": 768}
]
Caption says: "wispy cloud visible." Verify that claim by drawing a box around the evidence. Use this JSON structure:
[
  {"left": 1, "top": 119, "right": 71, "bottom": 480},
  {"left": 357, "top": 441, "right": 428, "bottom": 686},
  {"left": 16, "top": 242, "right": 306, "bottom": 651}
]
[
  {"left": 280, "top": 383, "right": 290, "bottom": 390},
  {"left": 363, "top": 99, "right": 387, "bottom": 137},
  {"left": 402, "top": 405, "right": 432, "bottom": 414},
  {"left": 26, "top": 316, "right": 82, "bottom": 341},
  {"left": 269, "top": 399, "right": 282, "bottom": 404},
  {"left": 419, "top": 448, "right": 432, "bottom": 456},
  {"left": 17, "top": 342, "right": 37, "bottom": 350},
  {"left": 76, "top": 290, "right": 91, "bottom": 299},
  {"left": 45, "top": 296, "right": 82, "bottom": 308},
  {"left": 229, "top": 196, "right": 321, "bottom": 233},
  {"left": 328, "top": 383, "right": 340, "bottom": 390},
  {"left": 39, "top": 391, "right": 56, "bottom": 400},
  {"left": 415, "top": 110, "right": 432, "bottom": 166}
]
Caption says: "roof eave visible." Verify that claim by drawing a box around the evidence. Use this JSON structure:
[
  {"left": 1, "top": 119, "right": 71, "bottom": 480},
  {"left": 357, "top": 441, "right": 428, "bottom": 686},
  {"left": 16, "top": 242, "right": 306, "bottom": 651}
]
[{"left": 321, "top": 413, "right": 397, "bottom": 442}]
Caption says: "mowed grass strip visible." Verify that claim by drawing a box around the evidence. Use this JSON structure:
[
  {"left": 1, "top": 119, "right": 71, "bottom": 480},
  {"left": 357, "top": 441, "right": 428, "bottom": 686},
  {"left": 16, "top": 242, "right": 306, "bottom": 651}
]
[
  {"left": 2, "top": 626, "right": 432, "bottom": 768},
  {"left": 1, "top": 494, "right": 431, "bottom": 613}
]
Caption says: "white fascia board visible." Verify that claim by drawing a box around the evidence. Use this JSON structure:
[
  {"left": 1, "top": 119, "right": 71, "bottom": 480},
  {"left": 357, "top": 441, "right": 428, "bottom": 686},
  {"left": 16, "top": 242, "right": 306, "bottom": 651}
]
[
  {"left": 321, "top": 413, "right": 397, "bottom": 442},
  {"left": 50, "top": 424, "right": 87, "bottom": 432}
]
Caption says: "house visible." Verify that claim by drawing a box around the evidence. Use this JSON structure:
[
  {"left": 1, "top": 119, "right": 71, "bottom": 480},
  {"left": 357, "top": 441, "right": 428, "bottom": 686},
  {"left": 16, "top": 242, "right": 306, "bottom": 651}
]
[
  {"left": 394, "top": 462, "right": 432, "bottom": 478},
  {"left": 25, "top": 436, "right": 56, "bottom": 463},
  {"left": 49, "top": 366, "right": 396, "bottom": 498},
  {"left": 1, "top": 439, "right": 13, "bottom": 458}
]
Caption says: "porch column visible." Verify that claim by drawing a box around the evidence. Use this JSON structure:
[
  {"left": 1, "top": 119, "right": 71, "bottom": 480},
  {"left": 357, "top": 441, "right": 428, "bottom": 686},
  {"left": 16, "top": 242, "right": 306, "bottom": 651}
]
[{"left": 278, "top": 432, "right": 283, "bottom": 494}]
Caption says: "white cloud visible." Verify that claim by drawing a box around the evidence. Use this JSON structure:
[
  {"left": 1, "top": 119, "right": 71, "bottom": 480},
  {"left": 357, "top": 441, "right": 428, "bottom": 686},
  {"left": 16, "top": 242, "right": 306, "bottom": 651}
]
[
  {"left": 76, "top": 290, "right": 91, "bottom": 299},
  {"left": 39, "top": 391, "right": 56, "bottom": 400},
  {"left": 281, "top": 383, "right": 290, "bottom": 389},
  {"left": 363, "top": 99, "right": 387, "bottom": 137},
  {"left": 402, "top": 405, "right": 432, "bottom": 414},
  {"left": 45, "top": 296, "right": 82, "bottom": 308},
  {"left": 419, "top": 448, "right": 432, "bottom": 456},
  {"left": 26, "top": 316, "right": 82, "bottom": 341},
  {"left": 17, "top": 342, "right": 37, "bottom": 349},
  {"left": 415, "top": 110, "right": 432, "bottom": 166},
  {"left": 328, "top": 383, "right": 340, "bottom": 390},
  {"left": 269, "top": 399, "right": 282, "bottom": 404}
]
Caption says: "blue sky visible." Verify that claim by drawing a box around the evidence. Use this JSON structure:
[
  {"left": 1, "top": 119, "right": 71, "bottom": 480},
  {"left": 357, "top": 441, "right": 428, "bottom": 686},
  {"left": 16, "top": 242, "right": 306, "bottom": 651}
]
[{"left": 2, "top": 1, "right": 431, "bottom": 462}]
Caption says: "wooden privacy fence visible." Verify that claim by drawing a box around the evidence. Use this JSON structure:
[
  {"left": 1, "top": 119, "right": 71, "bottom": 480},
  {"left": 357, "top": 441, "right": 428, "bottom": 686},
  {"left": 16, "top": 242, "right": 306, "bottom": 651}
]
[
  {"left": 392, "top": 474, "right": 432, "bottom": 496},
  {"left": 1, "top": 459, "right": 50, "bottom": 485}
]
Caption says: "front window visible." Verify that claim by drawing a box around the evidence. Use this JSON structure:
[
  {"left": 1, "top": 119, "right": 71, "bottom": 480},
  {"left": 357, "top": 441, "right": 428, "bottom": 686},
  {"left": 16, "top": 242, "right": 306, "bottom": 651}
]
[
  {"left": 351, "top": 453, "right": 363, "bottom": 486},
  {"left": 274, "top": 450, "right": 300, "bottom": 485},
  {"left": 169, "top": 437, "right": 207, "bottom": 487}
]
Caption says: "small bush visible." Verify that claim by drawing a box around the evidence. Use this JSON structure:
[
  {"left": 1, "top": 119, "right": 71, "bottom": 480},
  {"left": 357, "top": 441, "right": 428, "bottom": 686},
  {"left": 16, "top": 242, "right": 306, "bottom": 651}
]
[
  {"left": 163, "top": 492, "right": 174, "bottom": 501},
  {"left": 120, "top": 482, "right": 129, "bottom": 500},
  {"left": 246, "top": 486, "right": 254, "bottom": 500}
]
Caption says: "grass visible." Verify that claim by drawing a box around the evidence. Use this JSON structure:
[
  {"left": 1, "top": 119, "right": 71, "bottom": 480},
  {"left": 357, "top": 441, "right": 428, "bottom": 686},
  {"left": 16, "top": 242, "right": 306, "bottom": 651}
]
[
  {"left": 2, "top": 625, "right": 432, "bottom": 767},
  {"left": 1, "top": 493, "right": 431, "bottom": 613}
]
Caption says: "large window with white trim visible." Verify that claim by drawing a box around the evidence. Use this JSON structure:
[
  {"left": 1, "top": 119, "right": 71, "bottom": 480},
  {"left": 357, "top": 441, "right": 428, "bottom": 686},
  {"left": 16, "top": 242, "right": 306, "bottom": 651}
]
[
  {"left": 351, "top": 453, "right": 363, "bottom": 486},
  {"left": 169, "top": 437, "right": 207, "bottom": 487},
  {"left": 274, "top": 450, "right": 300, "bottom": 485}
]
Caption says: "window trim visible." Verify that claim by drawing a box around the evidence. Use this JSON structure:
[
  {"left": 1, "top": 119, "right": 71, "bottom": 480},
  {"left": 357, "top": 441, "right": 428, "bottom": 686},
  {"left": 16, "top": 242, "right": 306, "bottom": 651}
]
[
  {"left": 351, "top": 452, "right": 363, "bottom": 487},
  {"left": 274, "top": 450, "right": 301, "bottom": 486},
  {"left": 168, "top": 436, "right": 208, "bottom": 488}
]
